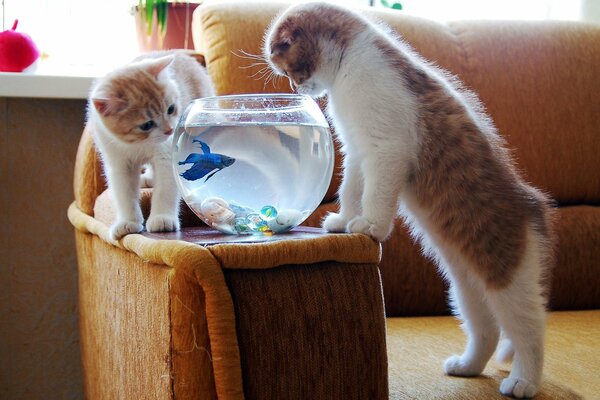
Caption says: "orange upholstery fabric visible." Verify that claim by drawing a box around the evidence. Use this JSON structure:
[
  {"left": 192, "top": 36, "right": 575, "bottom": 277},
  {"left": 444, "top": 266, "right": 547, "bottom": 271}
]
[
  {"left": 69, "top": 202, "right": 384, "bottom": 399},
  {"left": 70, "top": 205, "right": 245, "bottom": 400},
  {"left": 225, "top": 262, "right": 388, "bottom": 399},
  {"left": 76, "top": 230, "right": 173, "bottom": 400},
  {"left": 74, "top": 125, "right": 105, "bottom": 215}
]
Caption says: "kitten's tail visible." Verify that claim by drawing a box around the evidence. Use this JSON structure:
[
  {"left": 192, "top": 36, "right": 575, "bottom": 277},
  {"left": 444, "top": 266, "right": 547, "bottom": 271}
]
[{"left": 496, "top": 336, "right": 514, "bottom": 363}]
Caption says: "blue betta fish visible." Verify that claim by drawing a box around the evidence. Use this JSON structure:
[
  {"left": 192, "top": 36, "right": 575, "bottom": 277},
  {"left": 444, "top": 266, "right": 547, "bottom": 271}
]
[{"left": 179, "top": 139, "right": 235, "bottom": 182}]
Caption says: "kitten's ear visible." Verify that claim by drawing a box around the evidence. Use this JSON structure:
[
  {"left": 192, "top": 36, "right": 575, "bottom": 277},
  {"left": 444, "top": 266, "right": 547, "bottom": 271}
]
[
  {"left": 92, "top": 97, "right": 127, "bottom": 117},
  {"left": 272, "top": 24, "right": 299, "bottom": 55},
  {"left": 146, "top": 55, "right": 174, "bottom": 78}
]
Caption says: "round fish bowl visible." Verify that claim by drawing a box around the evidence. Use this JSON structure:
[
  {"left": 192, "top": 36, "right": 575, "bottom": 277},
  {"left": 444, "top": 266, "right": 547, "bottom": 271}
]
[{"left": 172, "top": 94, "right": 334, "bottom": 235}]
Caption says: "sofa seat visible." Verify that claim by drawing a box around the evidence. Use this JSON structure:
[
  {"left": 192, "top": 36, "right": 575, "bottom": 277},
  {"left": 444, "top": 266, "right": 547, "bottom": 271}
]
[{"left": 387, "top": 310, "right": 600, "bottom": 399}]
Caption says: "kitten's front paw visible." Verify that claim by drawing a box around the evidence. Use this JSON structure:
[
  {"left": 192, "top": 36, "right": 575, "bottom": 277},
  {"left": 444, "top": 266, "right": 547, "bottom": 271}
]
[
  {"left": 444, "top": 355, "right": 483, "bottom": 377},
  {"left": 146, "top": 214, "right": 180, "bottom": 233},
  {"left": 110, "top": 220, "right": 144, "bottom": 240},
  {"left": 500, "top": 377, "right": 539, "bottom": 399},
  {"left": 322, "top": 212, "right": 349, "bottom": 233},
  {"left": 347, "top": 216, "right": 392, "bottom": 242}
]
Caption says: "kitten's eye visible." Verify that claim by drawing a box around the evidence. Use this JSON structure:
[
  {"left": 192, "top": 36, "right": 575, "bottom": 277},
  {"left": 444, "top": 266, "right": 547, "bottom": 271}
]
[
  {"left": 167, "top": 104, "right": 176, "bottom": 115},
  {"left": 273, "top": 42, "right": 290, "bottom": 54},
  {"left": 139, "top": 120, "right": 156, "bottom": 132}
]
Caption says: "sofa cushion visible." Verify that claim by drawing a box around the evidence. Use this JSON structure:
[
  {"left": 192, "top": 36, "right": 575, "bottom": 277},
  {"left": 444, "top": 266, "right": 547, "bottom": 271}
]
[{"left": 387, "top": 310, "right": 600, "bottom": 399}]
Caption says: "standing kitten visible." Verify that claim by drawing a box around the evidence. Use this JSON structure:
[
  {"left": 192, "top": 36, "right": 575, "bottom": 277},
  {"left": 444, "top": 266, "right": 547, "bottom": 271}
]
[
  {"left": 89, "top": 51, "right": 215, "bottom": 240},
  {"left": 265, "top": 3, "right": 554, "bottom": 398}
]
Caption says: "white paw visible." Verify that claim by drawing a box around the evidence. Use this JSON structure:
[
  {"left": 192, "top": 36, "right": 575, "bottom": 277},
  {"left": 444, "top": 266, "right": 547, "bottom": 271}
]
[
  {"left": 110, "top": 220, "right": 144, "bottom": 240},
  {"left": 322, "top": 212, "right": 349, "bottom": 233},
  {"left": 500, "top": 377, "right": 538, "bottom": 399},
  {"left": 444, "top": 355, "right": 482, "bottom": 377},
  {"left": 146, "top": 214, "right": 180, "bottom": 233},
  {"left": 347, "top": 215, "right": 391, "bottom": 242}
]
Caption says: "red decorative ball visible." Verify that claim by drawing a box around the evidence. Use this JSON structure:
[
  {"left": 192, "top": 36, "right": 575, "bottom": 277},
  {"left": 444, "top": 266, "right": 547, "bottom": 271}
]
[{"left": 0, "top": 20, "right": 40, "bottom": 72}]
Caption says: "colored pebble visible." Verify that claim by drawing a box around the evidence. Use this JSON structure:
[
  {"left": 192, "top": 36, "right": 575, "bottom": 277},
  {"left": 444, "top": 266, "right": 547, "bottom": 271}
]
[
  {"left": 210, "top": 203, "right": 302, "bottom": 234},
  {"left": 230, "top": 203, "right": 254, "bottom": 218},
  {"left": 234, "top": 217, "right": 250, "bottom": 233},
  {"left": 267, "top": 209, "right": 304, "bottom": 233},
  {"left": 258, "top": 224, "right": 270, "bottom": 232},
  {"left": 260, "top": 205, "right": 278, "bottom": 219},
  {"left": 245, "top": 213, "right": 269, "bottom": 232},
  {"left": 246, "top": 213, "right": 262, "bottom": 224}
]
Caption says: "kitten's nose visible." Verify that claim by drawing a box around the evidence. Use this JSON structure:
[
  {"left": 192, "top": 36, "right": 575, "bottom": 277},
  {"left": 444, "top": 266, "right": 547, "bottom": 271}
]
[{"left": 164, "top": 128, "right": 173, "bottom": 136}]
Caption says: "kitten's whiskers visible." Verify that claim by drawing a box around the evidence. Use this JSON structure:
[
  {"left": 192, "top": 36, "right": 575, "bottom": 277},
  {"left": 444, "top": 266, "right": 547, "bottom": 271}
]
[
  {"left": 233, "top": 49, "right": 277, "bottom": 85},
  {"left": 249, "top": 66, "right": 271, "bottom": 79},
  {"left": 263, "top": 71, "right": 275, "bottom": 88},
  {"left": 232, "top": 49, "right": 283, "bottom": 89},
  {"left": 232, "top": 49, "right": 267, "bottom": 62},
  {"left": 239, "top": 62, "right": 268, "bottom": 70}
]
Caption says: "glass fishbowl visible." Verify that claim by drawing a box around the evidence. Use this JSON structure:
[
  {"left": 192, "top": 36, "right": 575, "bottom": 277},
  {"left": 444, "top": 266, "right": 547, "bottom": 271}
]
[{"left": 172, "top": 94, "right": 334, "bottom": 235}]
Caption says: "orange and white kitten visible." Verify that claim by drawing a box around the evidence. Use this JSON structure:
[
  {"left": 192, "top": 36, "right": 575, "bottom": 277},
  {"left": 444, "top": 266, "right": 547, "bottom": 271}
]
[
  {"left": 89, "top": 51, "right": 215, "bottom": 240},
  {"left": 265, "top": 3, "right": 554, "bottom": 398}
]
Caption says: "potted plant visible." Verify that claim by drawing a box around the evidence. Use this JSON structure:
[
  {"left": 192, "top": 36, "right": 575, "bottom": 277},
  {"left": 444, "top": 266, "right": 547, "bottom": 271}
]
[{"left": 133, "top": 0, "right": 203, "bottom": 52}]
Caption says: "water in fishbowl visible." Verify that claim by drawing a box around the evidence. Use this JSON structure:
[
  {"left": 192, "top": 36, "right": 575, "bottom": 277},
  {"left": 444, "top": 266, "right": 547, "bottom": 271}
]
[{"left": 173, "top": 122, "right": 334, "bottom": 235}]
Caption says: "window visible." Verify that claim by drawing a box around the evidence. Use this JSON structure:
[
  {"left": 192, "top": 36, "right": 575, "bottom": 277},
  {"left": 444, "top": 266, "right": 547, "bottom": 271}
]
[{"left": 2, "top": 0, "right": 138, "bottom": 73}]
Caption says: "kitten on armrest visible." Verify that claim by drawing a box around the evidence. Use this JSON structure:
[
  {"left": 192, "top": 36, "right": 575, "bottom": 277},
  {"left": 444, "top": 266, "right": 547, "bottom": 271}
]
[
  {"left": 88, "top": 51, "right": 215, "bottom": 240},
  {"left": 265, "top": 3, "right": 555, "bottom": 399}
]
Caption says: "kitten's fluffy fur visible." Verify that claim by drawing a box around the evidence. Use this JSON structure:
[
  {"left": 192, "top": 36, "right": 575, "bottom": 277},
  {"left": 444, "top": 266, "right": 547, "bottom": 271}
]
[
  {"left": 89, "top": 51, "right": 215, "bottom": 240},
  {"left": 265, "top": 3, "right": 554, "bottom": 398}
]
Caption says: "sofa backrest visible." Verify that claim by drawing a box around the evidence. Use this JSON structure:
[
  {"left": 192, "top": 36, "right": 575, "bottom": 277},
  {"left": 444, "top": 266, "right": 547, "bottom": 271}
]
[{"left": 194, "top": 3, "right": 600, "bottom": 206}]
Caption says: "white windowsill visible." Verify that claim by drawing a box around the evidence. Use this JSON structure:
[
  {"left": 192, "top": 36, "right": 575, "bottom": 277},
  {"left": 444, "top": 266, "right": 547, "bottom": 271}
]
[
  {"left": 0, "top": 62, "right": 111, "bottom": 100},
  {"left": 0, "top": 72, "right": 95, "bottom": 100}
]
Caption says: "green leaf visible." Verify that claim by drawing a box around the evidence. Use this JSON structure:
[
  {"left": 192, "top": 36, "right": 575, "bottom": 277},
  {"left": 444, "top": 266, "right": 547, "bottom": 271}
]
[
  {"left": 145, "top": 0, "right": 155, "bottom": 35},
  {"left": 157, "top": 0, "right": 168, "bottom": 34},
  {"left": 381, "top": 0, "right": 402, "bottom": 10}
]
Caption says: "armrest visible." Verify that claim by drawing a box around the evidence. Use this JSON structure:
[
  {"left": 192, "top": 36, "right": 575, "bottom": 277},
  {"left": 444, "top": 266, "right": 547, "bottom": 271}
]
[
  {"left": 69, "top": 201, "right": 387, "bottom": 399},
  {"left": 73, "top": 124, "right": 106, "bottom": 216}
]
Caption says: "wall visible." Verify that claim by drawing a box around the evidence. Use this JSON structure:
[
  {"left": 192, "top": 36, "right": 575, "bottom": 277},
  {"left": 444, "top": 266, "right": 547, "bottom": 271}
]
[
  {"left": 0, "top": 97, "right": 86, "bottom": 399},
  {"left": 582, "top": 0, "right": 600, "bottom": 24}
]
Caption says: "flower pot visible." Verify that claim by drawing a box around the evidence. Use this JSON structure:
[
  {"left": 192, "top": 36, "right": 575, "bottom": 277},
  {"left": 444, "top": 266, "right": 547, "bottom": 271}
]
[{"left": 134, "top": 2, "right": 200, "bottom": 52}]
